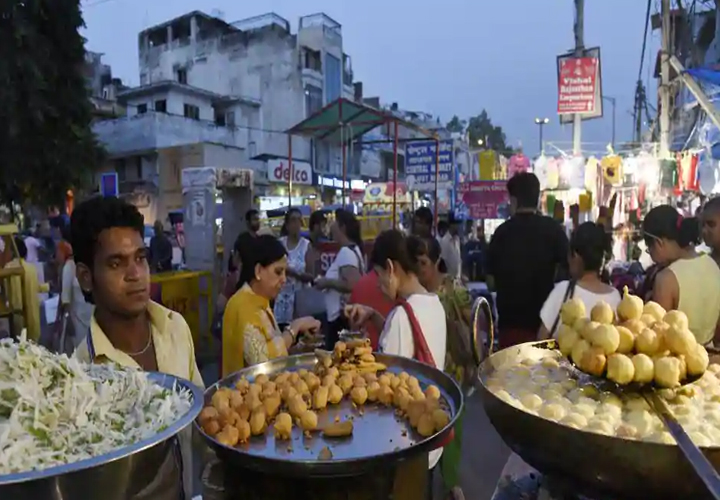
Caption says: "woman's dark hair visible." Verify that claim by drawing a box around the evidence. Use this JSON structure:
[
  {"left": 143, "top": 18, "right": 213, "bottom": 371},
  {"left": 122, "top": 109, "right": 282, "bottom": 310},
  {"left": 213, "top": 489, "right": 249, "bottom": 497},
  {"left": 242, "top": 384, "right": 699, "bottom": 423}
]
[
  {"left": 370, "top": 230, "right": 418, "bottom": 275},
  {"left": 407, "top": 235, "right": 447, "bottom": 273},
  {"left": 570, "top": 222, "right": 612, "bottom": 273},
  {"left": 70, "top": 196, "right": 145, "bottom": 270},
  {"left": 309, "top": 210, "right": 327, "bottom": 231},
  {"left": 237, "top": 234, "right": 287, "bottom": 288},
  {"left": 643, "top": 205, "right": 700, "bottom": 248},
  {"left": 335, "top": 209, "right": 363, "bottom": 254},
  {"left": 280, "top": 207, "right": 302, "bottom": 237}
]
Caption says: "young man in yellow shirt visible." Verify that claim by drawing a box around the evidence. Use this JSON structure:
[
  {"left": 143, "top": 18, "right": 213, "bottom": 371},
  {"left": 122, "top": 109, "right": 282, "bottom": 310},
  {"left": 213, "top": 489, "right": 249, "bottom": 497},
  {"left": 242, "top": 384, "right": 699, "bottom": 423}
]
[{"left": 71, "top": 196, "right": 203, "bottom": 500}]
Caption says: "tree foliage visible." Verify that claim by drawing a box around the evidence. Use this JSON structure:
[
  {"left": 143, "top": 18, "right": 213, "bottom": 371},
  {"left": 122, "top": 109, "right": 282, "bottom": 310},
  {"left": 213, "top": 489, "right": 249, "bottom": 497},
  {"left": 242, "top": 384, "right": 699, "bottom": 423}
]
[
  {"left": 0, "top": 0, "right": 104, "bottom": 209},
  {"left": 446, "top": 110, "right": 511, "bottom": 153}
]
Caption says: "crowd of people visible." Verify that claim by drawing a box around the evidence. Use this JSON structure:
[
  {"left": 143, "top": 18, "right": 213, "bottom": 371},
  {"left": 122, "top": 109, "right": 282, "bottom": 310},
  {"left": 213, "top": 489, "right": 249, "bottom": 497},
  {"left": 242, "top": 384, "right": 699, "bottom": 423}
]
[{"left": 4, "top": 168, "right": 720, "bottom": 499}]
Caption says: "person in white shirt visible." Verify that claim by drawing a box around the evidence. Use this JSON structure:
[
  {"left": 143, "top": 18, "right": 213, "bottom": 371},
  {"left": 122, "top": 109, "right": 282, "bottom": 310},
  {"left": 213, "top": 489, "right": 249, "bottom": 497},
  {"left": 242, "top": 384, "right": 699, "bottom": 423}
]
[
  {"left": 23, "top": 233, "right": 42, "bottom": 263},
  {"left": 440, "top": 215, "right": 462, "bottom": 282},
  {"left": 345, "top": 229, "right": 447, "bottom": 480},
  {"left": 538, "top": 222, "right": 621, "bottom": 339},
  {"left": 58, "top": 257, "right": 94, "bottom": 348},
  {"left": 314, "top": 209, "right": 365, "bottom": 349}
]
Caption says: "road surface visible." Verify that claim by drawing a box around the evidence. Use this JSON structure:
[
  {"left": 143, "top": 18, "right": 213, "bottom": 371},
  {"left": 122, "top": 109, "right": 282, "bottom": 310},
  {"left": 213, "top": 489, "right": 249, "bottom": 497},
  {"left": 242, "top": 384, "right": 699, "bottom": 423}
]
[{"left": 196, "top": 364, "right": 511, "bottom": 500}]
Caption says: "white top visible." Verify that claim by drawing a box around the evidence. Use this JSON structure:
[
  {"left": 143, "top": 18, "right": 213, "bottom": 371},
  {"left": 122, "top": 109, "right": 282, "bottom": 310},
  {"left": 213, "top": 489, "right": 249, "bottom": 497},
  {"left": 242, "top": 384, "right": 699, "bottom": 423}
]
[
  {"left": 24, "top": 236, "right": 41, "bottom": 263},
  {"left": 540, "top": 280, "right": 621, "bottom": 337},
  {"left": 440, "top": 233, "right": 462, "bottom": 281},
  {"left": 274, "top": 237, "right": 310, "bottom": 324},
  {"left": 379, "top": 293, "right": 447, "bottom": 469},
  {"left": 324, "top": 245, "right": 364, "bottom": 322},
  {"left": 61, "top": 259, "right": 94, "bottom": 346}
]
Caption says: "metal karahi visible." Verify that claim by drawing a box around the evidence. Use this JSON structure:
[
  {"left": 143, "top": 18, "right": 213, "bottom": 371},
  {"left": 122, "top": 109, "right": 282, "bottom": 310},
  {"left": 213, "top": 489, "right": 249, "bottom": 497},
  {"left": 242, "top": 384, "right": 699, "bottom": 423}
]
[
  {"left": 479, "top": 340, "right": 720, "bottom": 500},
  {"left": 197, "top": 352, "right": 464, "bottom": 477}
]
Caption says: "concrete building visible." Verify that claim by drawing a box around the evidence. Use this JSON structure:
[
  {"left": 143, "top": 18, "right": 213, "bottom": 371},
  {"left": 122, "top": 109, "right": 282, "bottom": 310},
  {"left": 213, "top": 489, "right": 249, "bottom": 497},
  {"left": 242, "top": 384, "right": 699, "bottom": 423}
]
[{"left": 93, "top": 10, "right": 364, "bottom": 219}]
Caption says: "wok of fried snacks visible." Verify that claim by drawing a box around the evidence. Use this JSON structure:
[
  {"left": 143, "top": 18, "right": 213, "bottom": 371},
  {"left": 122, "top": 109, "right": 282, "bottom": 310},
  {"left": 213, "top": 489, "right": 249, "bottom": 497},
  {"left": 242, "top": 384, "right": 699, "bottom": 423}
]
[{"left": 197, "top": 341, "right": 452, "bottom": 451}]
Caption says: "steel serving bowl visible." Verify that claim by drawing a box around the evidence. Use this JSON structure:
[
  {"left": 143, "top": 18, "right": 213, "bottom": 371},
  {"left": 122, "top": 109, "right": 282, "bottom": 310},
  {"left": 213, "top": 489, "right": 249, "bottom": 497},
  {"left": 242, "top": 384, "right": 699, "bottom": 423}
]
[
  {"left": 0, "top": 372, "right": 204, "bottom": 500},
  {"left": 479, "top": 341, "right": 720, "bottom": 500},
  {"left": 197, "top": 352, "right": 464, "bottom": 477}
]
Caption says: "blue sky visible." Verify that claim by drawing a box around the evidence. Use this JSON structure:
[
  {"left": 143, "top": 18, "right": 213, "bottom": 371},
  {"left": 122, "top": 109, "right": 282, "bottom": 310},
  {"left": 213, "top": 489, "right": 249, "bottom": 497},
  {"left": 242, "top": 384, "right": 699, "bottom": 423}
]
[{"left": 82, "top": 0, "right": 659, "bottom": 156}]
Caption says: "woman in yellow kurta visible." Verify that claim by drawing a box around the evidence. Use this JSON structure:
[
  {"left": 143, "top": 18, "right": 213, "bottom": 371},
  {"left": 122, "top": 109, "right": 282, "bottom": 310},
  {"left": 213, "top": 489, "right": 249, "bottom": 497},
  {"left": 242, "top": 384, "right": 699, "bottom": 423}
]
[{"left": 222, "top": 234, "right": 320, "bottom": 376}]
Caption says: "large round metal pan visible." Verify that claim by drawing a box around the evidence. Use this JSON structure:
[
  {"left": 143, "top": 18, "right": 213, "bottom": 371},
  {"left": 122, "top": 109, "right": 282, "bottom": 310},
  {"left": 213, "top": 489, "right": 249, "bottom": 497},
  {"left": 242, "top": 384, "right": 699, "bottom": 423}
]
[
  {"left": 197, "top": 352, "right": 464, "bottom": 477},
  {"left": 479, "top": 341, "right": 720, "bottom": 500},
  {"left": 0, "top": 372, "right": 204, "bottom": 500}
]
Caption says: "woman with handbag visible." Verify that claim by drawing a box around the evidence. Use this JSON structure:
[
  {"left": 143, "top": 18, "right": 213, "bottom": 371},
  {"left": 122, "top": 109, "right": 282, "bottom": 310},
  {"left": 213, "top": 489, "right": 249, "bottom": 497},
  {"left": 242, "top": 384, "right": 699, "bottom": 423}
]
[
  {"left": 538, "top": 222, "right": 620, "bottom": 339},
  {"left": 344, "top": 229, "right": 447, "bottom": 499}
]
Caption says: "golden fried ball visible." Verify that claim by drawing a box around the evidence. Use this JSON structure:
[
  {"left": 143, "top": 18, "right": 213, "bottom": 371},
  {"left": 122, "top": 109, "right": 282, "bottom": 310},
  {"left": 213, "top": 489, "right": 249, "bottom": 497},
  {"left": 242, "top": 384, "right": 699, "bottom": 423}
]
[
  {"left": 639, "top": 314, "right": 657, "bottom": 328},
  {"left": 255, "top": 374, "right": 270, "bottom": 385},
  {"left": 328, "top": 384, "right": 344, "bottom": 405},
  {"left": 654, "top": 357, "right": 682, "bottom": 388},
  {"left": 234, "top": 378, "right": 250, "bottom": 394},
  {"left": 520, "top": 393, "right": 543, "bottom": 411},
  {"left": 561, "top": 298, "right": 586, "bottom": 325},
  {"left": 338, "top": 375, "right": 354, "bottom": 394},
  {"left": 263, "top": 394, "right": 281, "bottom": 419},
  {"left": 664, "top": 310, "right": 689, "bottom": 331},
  {"left": 571, "top": 339, "right": 591, "bottom": 366},
  {"left": 350, "top": 386, "right": 369, "bottom": 406},
  {"left": 606, "top": 353, "right": 635, "bottom": 385},
  {"left": 617, "top": 289, "right": 644, "bottom": 321},
  {"left": 353, "top": 375, "right": 367, "bottom": 388},
  {"left": 557, "top": 325, "right": 580, "bottom": 357},
  {"left": 235, "top": 419, "right": 251, "bottom": 443},
  {"left": 313, "top": 385, "right": 329, "bottom": 410},
  {"left": 299, "top": 410, "right": 318, "bottom": 431},
  {"left": 367, "top": 381, "right": 381, "bottom": 402},
  {"left": 686, "top": 344, "right": 710, "bottom": 377},
  {"left": 621, "top": 319, "right": 645, "bottom": 336},
  {"left": 572, "top": 317, "right": 591, "bottom": 334},
  {"left": 407, "top": 400, "right": 426, "bottom": 427},
  {"left": 216, "top": 424, "right": 240, "bottom": 447},
  {"left": 273, "top": 412, "right": 292, "bottom": 440},
  {"left": 589, "top": 324, "right": 620, "bottom": 355},
  {"left": 665, "top": 326, "right": 698, "bottom": 357},
  {"left": 432, "top": 409, "right": 451, "bottom": 431},
  {"left": 538, "top": 403, "right": 567, "bottom": 422},
  {"left": 281, "top": 385, "right": 298, "bottom": 403},
  {"left": 581, "top": 321, "right": 601, "bottom": 341},
  {"left": 378, "top": 374, "right": 392, "bottom": 386},
  {"left": 322, "top": 374, "right": 336, "bottom": 387},
  {"left": 229, "top": 391, "right": 244, "bottom": 411},
  {"left": 632, "top": 353, "right": 655, "bottom": 384},
  {"left": 635, "top": 328, "right": 662, "bottom": 356},
  {"left": 198, "top": 406, "right": 219, "bottom": 426},
  {"left": 393, "top": 387, "right": 411, "bottom": 411},
  {"left": 425, "top": 385, "right": 441, "bottom": 400},
  {"left": 294, "top": 380, "right": 310, "bottom": 396},
  {"left": 559, "top": 413, "right": 588, "bottom": 430},
  {"left": 580, "top": 346, "right": 607, "bottom": 377},
  {"left": 378, "top": 385, "right": 394, "bottom": 406},
  {"left": 288, "top": 394, "right": 308, "bottom": 418},
  {"left": 211, "top": 390, "right": 231, "bottom": 411},
  {"left": 615, "top": 326, "right": 635, "bottom": 354},
  {"left": 590, "top": 301, "right": 615, "bottom": 325},
  {"left": 643, "top": 301, "right": 667, "bottom": 323},
  {"left": 249, "top": 409, "right": 267, "bottom": 436},
  {"left": 304, "top": 373, "right": 321, "bottom": 391},
  {"left": 274, "top": 372, "right": 290, "bottom": 386},
  {"left": 202, "top": 419, "right": 221, "bottom": 437},
  {"left": 416, "top": 413, "right": 436, "bottom": 437}
]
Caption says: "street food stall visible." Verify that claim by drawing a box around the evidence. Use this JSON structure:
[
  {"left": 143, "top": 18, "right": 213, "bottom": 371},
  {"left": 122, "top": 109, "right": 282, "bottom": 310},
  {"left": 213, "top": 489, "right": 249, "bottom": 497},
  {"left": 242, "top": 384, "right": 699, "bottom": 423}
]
[{"left": 361, "top": 182, "right": 411, "bottom": 238}]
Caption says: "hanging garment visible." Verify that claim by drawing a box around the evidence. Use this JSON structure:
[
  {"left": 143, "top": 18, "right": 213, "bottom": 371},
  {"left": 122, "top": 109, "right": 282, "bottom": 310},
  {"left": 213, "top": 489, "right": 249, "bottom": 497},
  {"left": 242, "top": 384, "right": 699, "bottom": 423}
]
[
  {"left": 478, "top": 150, "right": 496, "bottom": 180},
  {"left": 545, "top": 157, "right": 560, "bottom": 190},
  {"left": 585, "top": 157, "right": 599, "bottom": 191},
  {"left": 566, "top": 155, "right": 586, "bottom": 189},
  {"left": 507, "top": 153, "right": 530, "bottom": 178},
  {"left": 534, "top": 154, "right": 550, "bottom": 190},
  {"left": 659, "top": 159, "right": 678, "bottom": 189},
  {"left": 679, "top": 151, "right": 699, "bottom": 192},
  {"left": 601, "top": 154, "right": 622, "bottom": 185},
  {"left": 698, "top": 149, "right": 720, "bottom": 195}
]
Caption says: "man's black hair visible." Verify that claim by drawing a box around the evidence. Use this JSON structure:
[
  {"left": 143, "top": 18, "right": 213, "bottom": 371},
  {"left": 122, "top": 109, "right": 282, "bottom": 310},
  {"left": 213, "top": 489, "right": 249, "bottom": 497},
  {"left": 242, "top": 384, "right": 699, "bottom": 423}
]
[
  {"left": 414, "top": 206, "right": 433, "bottom": 226},
  {"left": 70, "top": 196, "right": 145, "bottom": 270},
  {"left": 507, "top": 172, "right": 540, "bottom": 209},
  {"left": 14, "top": 237, "right": 27, "bottom": 260},
  {"left": 245, "top": 209, "right": 259, "bottom": 222},
  {"left": 309, "top": 210, "right": 327, "bottom": 231}
]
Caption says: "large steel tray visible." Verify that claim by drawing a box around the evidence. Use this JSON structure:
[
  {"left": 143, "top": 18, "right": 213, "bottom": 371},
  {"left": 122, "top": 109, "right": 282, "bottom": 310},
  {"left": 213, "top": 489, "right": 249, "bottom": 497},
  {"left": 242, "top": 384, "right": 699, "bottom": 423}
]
[
  {"left": 197, "top": 352, "right": 464, "bottom": 477},
  {"left": 0, "top": 372, "right": 204, "bottom": 500}
]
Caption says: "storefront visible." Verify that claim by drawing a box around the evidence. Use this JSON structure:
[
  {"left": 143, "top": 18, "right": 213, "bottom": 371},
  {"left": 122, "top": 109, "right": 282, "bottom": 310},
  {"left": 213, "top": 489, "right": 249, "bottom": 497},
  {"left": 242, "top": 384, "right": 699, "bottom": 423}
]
[
  {"left": 260, "top": 159, "right": 319, "bottom": 212},
  {"left": 316, "top": 175, "right": 367, "bottom": 209}
]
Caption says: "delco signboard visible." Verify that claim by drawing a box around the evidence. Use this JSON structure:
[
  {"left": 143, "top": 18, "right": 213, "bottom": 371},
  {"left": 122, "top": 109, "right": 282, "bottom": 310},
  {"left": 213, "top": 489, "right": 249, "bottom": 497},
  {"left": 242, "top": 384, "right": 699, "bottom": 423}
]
[{"left": 267, "top": 159, "right": 312, "bottom": 185}]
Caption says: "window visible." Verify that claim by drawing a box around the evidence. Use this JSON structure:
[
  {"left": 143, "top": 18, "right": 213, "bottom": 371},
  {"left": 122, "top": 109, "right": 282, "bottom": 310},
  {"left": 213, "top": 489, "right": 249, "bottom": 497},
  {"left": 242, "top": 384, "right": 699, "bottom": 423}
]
[
  {"left": 302, "top": 48, "right": 322, "bottom": 73},
  {"left": 226, "top": 111, "right": 235, "bottom": 127},
  {"left": 140, "top": 73, "right": 148, "bottom": 85},
  {"left": 183, "top": 103, "right": 200, "bottom": 120},
  {"left": 214, "top": 109, "right": 226, "bottom": 126},
  {"left": 154, "top": 99, "right": 167, "bottom": 113},
  {"left": 137, "top": 103, "right": 148, "bottom": 114},
  {"left": 305, "top": 85, "right": 323, "bottom": 117},
  {"left": 135, "top": 157, "right": 143, "bottom": 179},
  {"left": 176, "top": 68, "right": 187, "bottom": 84}
]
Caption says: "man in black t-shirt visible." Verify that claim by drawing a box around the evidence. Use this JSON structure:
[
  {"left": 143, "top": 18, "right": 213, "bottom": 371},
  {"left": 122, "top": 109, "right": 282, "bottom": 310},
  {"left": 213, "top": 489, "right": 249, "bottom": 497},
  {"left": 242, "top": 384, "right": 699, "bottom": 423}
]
[
  {"left": 486, "top": 173, "right": 568, "bottom": 348},
  {"left": 233, "top": 209, "right": 261, "bottom": 272}
]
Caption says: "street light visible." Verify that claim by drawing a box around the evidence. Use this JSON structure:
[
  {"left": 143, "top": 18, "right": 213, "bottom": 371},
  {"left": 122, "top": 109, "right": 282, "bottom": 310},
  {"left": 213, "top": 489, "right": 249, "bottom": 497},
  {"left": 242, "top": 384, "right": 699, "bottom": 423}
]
[
  {"left": 534, "top": 117, "right": 549, "bottom": 153},
  {"left": 602, "top": 95, "right": 617, "bottom": 149},
  {"left": 477, "top": 138, "right": 484, "bottom": 146}
]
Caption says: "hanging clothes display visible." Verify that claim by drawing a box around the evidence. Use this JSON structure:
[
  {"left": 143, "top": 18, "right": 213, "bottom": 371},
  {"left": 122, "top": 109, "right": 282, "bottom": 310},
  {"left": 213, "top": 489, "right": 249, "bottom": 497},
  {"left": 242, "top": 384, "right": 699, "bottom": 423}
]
[
  {"left": 659, "top": 158, "right": 678, "bottom": 189},
  {"left": 507, "top": 152, "right": 530, "bottom": 178},
  {"left": 585, "top": 157, "right": 599, "bottom": 191},
  {"left": 478, "top": 150, "right": 496, "bottom": 180},
  {"left": 678, "top": 151, "right": 699, "bottom": 192},
  {"left": 601, "top": 154, "right": 622, "bottom": 185},
  {"left": 545, "top": 157, "right": 560, "bottom": 190},
  {"left": 566, "top": 155, "right": 586, "bottom": 189},
  {"left": 534, "top": 154, "right": 549, "bottom": 190},
  {"left": 698, "top": 149, "right": 720, "bottom": 195}
]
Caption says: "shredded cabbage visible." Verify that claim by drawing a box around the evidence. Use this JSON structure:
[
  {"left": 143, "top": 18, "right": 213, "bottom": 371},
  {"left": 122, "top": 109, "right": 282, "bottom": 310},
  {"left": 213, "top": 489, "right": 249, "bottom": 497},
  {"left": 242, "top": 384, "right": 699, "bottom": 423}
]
[{"left": 0, "top": 337, "right": 193, "bottom": 475}]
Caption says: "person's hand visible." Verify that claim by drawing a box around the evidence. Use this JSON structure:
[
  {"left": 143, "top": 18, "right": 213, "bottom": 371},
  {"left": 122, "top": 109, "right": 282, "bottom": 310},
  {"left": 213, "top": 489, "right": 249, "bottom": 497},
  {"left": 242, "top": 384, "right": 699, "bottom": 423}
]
[
  {"left": 314, "top": 277, "right": 330, "bottom": 290},
  {"left": 343, "top": 304, "right": 374, "bottom": 328},
  {"left": 290, "top": 317, "right": 321, "bottom": 336}
]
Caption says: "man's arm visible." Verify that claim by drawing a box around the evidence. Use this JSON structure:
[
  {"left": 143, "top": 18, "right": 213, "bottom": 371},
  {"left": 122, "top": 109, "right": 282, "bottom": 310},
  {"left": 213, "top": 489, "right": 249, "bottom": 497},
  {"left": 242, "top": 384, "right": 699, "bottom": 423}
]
[{"left": 485, "top": 231, "right": 500, "bottom": 291}]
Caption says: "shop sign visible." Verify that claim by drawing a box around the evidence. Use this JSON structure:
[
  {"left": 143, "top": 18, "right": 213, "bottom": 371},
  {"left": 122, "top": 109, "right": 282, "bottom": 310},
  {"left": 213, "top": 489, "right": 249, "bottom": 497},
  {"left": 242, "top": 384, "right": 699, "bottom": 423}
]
[
  {"left": 556, "top": 47, "right": 603, "bottom": 123},
  {"left": 456, "top": 181, "right": 510, "bottom": 220},
  {"left": 267, "top": 159, "right": 312, "bottom": 185},
  {"left": 404, "top": 140, "right": 454, "bottom": 191},
  {"left": 318, "top": 176, "right": 366, "bottom": 190}
]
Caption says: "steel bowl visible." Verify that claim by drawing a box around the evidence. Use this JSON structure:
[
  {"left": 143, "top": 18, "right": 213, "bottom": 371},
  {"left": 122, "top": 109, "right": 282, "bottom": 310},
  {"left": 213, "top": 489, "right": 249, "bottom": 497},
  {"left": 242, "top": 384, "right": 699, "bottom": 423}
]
[
  {"left": 479, "top": 341, "right": 720, "bottom": 500},
  {"left": 0, "top": 372, "right": 204, "bottom": 500},
  {"left": 197, "top": 352, "right": 464, "bottom": 477}
]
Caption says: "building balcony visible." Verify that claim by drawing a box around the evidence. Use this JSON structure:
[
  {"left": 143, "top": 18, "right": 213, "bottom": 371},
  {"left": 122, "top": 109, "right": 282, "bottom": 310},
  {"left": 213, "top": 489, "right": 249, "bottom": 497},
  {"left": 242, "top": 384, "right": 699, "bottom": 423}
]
[{"left": 93, "top": 112, "right": 245, "bottom": 156}]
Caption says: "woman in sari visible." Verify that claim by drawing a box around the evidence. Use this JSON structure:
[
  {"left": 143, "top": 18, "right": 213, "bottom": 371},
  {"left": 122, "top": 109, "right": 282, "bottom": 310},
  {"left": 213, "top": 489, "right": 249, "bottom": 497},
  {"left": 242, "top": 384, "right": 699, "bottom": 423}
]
[
  {"left": 410, "top": 236, "right": 473, "bottom": 500},
  {"left": 222, "top": 235, "right": 320, "bottom": 376}
]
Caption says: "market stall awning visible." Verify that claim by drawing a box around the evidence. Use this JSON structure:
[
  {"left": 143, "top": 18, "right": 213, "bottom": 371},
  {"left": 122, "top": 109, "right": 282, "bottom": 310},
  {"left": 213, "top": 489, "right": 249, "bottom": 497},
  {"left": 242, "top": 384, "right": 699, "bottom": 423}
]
[{"left": 286, "top": 97, "right": 434, "bottom": 145}]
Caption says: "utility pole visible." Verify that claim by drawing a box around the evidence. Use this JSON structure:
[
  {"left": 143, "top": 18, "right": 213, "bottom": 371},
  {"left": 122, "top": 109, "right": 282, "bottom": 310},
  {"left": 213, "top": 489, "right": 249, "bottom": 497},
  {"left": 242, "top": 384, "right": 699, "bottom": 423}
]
[
  {"left": 572, "top": 0, "right": 584, "bottom": 155},
  {"left": 659, "top": 0, "right": 671, "bottom": 157}
]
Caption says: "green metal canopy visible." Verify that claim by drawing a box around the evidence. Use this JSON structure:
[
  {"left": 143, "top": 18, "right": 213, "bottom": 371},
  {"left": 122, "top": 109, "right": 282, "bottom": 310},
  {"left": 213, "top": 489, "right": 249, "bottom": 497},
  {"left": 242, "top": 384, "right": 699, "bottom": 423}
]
[{"left": 286, "top": 97, "right": 425, "bottom": 144}]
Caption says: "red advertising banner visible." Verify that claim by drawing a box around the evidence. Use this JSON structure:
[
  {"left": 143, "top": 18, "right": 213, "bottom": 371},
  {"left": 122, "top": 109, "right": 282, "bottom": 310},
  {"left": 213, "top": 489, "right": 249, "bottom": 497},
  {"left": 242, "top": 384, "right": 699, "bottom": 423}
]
[
  {"left": 457, "top": 181, "right": 510, "bottom": 219},
  {"left": 557, "top": 56, "right": 599, "bottom": 115}
]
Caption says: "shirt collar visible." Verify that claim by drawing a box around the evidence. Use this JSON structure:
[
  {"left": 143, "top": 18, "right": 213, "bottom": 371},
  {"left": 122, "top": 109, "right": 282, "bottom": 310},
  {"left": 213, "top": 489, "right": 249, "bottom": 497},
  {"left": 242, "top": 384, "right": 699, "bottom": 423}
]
[
  {"left": 238, "top": 283, "right": 271, "bottom": 309},
  {"left": 87, "top": 300, "right": 171, "bottom": 362}
]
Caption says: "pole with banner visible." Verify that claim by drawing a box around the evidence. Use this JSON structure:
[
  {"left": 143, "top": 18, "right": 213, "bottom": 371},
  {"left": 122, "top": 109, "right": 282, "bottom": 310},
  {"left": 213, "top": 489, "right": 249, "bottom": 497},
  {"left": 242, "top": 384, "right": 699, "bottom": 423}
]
[{"left": 572, "top": 0, "right": 585, "bottom": 155}]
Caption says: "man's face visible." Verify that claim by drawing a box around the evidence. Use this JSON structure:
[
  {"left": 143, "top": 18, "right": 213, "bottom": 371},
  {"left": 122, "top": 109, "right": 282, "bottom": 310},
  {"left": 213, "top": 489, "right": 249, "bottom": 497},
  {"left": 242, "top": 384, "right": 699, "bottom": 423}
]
[
  {"left": 449, "top": 222, "right": 460, "bottom": 236},
  {"left": 703, "top": 209, "right": 720, "bottom": 250},
  {"left": 412, "top": 217, "right": 431, "bottom": 237},
  {"left": 77, "top": 227, "right": 150, "bottom": 317},
  {"left": 249, "top": 214, "right": 261, "bottom": 232}
]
